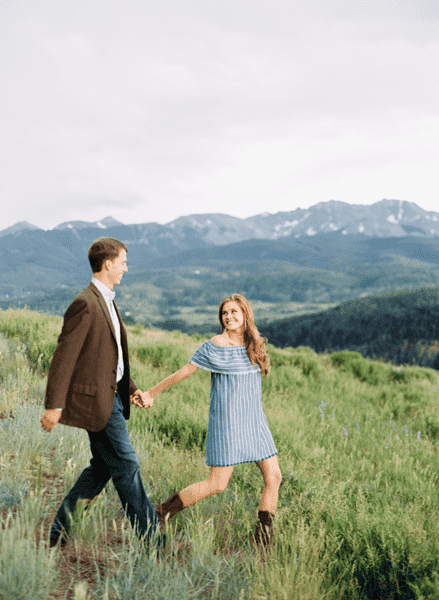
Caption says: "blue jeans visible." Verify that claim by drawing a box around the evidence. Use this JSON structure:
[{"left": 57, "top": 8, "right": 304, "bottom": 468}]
[{"left": 50, "top": 392, "right": 164, "bottom": 547}]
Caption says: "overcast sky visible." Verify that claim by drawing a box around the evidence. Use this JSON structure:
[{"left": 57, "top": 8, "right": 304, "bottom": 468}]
[{"left": 1, "top": 0, "right": 438, "bottom": 231}]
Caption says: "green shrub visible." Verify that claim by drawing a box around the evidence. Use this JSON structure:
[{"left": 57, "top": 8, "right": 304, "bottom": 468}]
[
  {"left": 136, "top": 342, "right": 190, "bottom": 372},
  {"left": 267, "top": 344, "right": 321, "bottom": 379},
  {"left": 262, "top": 365, "right": 302, "bottom": 394},
  {"left": 388, "top": 364, "right": 436, "bottom": 384},
  {"left": 330, "top": 350, "right": 436, "bottom": 387}
]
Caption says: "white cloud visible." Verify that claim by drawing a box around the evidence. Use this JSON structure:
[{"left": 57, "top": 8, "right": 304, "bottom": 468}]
[{"left": 1, "top": 0, "right": 438, "bottom": 229}]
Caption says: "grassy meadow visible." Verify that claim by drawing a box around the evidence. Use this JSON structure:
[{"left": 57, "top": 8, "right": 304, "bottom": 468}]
[{"left": 2, "top": 308, "right": 439, "bottom": 598}]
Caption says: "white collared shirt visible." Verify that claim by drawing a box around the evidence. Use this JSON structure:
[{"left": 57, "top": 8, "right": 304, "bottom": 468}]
[{"left": 92, "top": 277, "right": 125, "bottom": 382}]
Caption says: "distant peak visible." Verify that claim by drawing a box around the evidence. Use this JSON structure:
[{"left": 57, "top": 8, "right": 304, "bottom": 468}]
[
  {"left": 0, "top": 220, "right": 43, "bottom": 237},
  {"left": 53, "top": 216, "right": 124, "bottom": 231},
  {"left": 16, "top": 220, "right": 39, "bottom": 229},
  {"left": 100, "top": 216, "right": 123, "bottom": 227}
]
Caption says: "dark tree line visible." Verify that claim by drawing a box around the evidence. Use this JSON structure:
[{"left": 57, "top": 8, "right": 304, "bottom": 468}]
[{"left": 259, "top": 287, "right": 439, "bottom": 368}]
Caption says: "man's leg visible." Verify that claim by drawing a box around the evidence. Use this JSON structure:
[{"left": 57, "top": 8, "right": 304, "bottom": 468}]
[
  {"left": 87, "top": 392, "right": 162, "bottom": 545},
  {"left": 50, "top": 451, "right": 111, "bottom": 543}
]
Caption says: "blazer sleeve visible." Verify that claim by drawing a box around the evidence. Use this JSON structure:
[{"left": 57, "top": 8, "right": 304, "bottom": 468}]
[
  {"left": 129, "top": 377, "right": 138, "bottom": 396},
  {"left": 45, "top": 298, "right": 91, "bottom": 410}
]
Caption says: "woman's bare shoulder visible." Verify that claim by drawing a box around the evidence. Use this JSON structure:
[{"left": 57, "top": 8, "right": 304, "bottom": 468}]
[{"left": 210, "top": 334, "right": 227, "bottom": 347}]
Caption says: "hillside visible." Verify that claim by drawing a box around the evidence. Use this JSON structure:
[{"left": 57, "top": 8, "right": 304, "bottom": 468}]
[
  {"left": 2, "top": 200, "right": 439, "bottom": 319},
  {"left": 3, "top": 232, "right": 439, "bottom": 335},
  {"left": 260, "top": 286, "right": 439, "bottom": 368},
  {"left": 2, "top": 307, "right": 439, "bottom": 598}
]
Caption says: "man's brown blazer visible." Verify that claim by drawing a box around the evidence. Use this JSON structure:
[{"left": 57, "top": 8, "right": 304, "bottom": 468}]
[{"left": 45, "top": 282, "right": 138, "bottom": 431}]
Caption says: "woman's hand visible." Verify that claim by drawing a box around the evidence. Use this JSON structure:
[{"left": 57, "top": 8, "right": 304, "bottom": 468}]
[
  {"left": 140, "top": 390, "right": 154, "bottom": 408},
  {"left": 130, "top": 389, "right": 154, "bottom": 408}
]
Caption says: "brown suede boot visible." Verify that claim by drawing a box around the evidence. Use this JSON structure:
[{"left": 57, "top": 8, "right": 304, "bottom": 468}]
[
  {"left": 254, "top": 510, "right": 274, "bottom": 548},
  {"left": 154, "top": 492, "right": 184, "bottom": 529}
]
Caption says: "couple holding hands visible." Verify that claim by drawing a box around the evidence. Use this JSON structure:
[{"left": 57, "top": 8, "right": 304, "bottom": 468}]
[{"left": 41, "top": 237, "right": 281, "bottom": 552}]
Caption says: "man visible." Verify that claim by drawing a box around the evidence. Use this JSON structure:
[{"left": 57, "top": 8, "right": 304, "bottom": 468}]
[{"left": 41, "top": 237, "right": 163, "bottom": 549}]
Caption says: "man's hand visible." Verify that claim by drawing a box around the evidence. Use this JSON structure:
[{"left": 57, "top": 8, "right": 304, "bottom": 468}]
[
  {"left": 41, "top": 409, "right": 62, "bottom": 432},
  {"left": 130, "top": 390, "right": 144, "bottom": 407},
  {"left": 130, "top": 389, "right": 154, "bottom": 408}
]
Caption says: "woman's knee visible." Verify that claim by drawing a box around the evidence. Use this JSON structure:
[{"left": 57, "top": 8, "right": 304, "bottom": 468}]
[
  {"left": 207, "top": 467, "right": 233, "bottom": 495},
  {"left": 267, "top": 467, "right": 282, "bottom": 488},
  {"left": 208, "top": 476, "right": 230, "bottom": 495}
]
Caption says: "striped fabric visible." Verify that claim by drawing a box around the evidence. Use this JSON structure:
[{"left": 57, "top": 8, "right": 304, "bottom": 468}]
[{"left": 190, "top": 340, "right": 278, "bottom": 467}]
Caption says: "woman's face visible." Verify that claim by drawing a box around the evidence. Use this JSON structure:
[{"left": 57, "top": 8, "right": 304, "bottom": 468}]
[{"left": 221, "top": 301, "right": 245, "bottom": 332}]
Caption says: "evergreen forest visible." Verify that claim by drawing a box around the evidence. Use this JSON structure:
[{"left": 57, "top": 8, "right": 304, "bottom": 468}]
[{"left": 260, "top": 287, "right": 439, "bottom": 369}]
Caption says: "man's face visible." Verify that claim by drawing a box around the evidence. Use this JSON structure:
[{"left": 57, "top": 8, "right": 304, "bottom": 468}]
[{"left": 107, "top": 249, "right": 128, "bottom": 287}]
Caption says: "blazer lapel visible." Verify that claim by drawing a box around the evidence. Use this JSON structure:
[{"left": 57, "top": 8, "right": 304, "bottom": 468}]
[
  {"left": 88, "top": 282, "right": 117, "bottom": 341},
  {"left": 113, "top": 302, "right": 129, "bottom": 359}
]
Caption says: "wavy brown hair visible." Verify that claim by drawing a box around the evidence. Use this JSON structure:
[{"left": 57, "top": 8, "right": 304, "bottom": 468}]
[
  {"left": 88, "top": 238, "right": 128, "bottom": 273},
  {"left": 218, "top": 294, "right": 270, "bottom": 377}
]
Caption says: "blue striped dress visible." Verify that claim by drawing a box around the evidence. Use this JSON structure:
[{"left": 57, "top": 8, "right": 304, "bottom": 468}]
[{"left": 189, "top": 340, "right": 278, "bottom": 467}]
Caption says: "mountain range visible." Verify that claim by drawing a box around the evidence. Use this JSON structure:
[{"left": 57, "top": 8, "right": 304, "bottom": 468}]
[
  {"left": 2, "top": 199, "right": 439, "bottom": 329},
  {"left": 3, "top": 199, "right": 439, "bottom": 243}
]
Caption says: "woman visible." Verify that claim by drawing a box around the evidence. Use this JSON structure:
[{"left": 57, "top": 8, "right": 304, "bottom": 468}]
[{"left": 145, "top": 294, "right": 281, "bottom": 547}]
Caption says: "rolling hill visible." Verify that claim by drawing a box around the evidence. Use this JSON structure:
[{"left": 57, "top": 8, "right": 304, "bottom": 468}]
[
  {"left": 2, "top": 199, "right": 439, "bottom": 336},
  {"left": 259, "top": 287, "right": 439, "bottom": 368}
]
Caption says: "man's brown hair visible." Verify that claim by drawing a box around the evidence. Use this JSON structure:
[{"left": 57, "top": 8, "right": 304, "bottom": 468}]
[{"left": 88, "top": 238, "right": 128, "bottom": 273}]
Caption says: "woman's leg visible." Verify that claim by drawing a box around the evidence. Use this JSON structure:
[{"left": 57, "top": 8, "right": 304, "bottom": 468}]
[
  {"left": 253, "top": 456, "right": 282, "bottom": 547},
  {"left": 179, "top": 466, "right": 234, "bottom": 507},
  {"left": 255, "top": 455, "right": 282, "bottom": 513},
  {"left": 155, "top": 466, "right": 234, "bottom": 527}
]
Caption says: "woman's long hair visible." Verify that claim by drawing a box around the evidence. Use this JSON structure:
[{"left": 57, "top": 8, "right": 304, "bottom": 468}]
[{"left": 218, "top": 294, "right": 270, "bottom": 377}]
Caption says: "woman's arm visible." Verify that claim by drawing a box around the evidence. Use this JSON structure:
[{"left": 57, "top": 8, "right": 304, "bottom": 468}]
[{"left": 149, "top": 362, "right": 199, "bottom": 398}]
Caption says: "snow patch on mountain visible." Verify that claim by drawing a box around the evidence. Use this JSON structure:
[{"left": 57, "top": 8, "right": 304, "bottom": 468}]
[
  {"left": 190, "top": 218, "right": 204, "bottom": 228},
  {"left": 274, "top": 220, "right": 299, "bottom": 231}
]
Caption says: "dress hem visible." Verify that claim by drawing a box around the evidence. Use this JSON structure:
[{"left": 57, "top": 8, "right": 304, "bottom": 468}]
[{"left": 206, "top": 451, "right": 278, "bottom": 468}]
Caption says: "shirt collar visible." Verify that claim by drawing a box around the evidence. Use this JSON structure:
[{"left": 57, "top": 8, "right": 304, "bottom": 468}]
[{"left": 91, "top": 277, "right": 116, "bottom": 301}]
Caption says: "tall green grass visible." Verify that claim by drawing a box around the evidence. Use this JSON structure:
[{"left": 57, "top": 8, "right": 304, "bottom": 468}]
[
  {"left": 2, "top": 307, "right": 439, "bottom": 598},
  {"left": 0, "top": 308, "right": 62, "bottom": 372}
]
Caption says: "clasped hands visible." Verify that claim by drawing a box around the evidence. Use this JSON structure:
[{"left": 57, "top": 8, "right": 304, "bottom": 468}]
[{"left": 130, "top": 389, "right": 154, "bottom": 409}]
